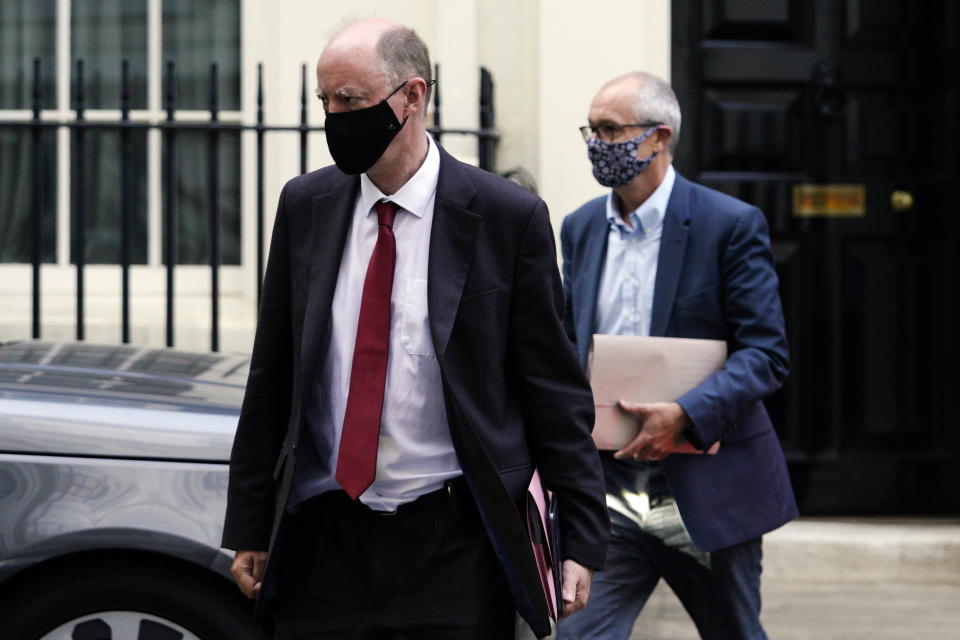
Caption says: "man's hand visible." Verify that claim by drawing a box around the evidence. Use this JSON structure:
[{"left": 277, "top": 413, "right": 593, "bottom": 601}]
[
  {"left": 559, "top": 559, "right": 593, "bottom": 618},
  {"left": 231, "top": 550, "right": 267, "bottom": 599},
  {"left": 613, "top": 401, "right": 690, "bottom": 462}
]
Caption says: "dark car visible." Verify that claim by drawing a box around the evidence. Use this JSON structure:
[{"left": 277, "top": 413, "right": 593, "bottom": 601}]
[{"left": 0, "top": 340, "right": 264, "bottom": 640}]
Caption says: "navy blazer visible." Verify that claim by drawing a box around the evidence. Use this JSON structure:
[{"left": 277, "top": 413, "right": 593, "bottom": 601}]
[
  {"left": 560, "top": 172, "right": 798, "bottom": 552},
  {"left": 223, "top": 146, "right": 608, "bottom": 638}
]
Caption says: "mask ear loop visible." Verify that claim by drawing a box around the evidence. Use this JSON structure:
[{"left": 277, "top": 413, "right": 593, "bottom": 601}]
[
  {"left": 636, "top": 125, "right": 660, "bottom": 144},
  {"left": 379, "top": 80, "right": 412, "bottom": 129},
  {"left": 624, "top": 125, "right": 661, "bottom": 163},
  {"left": 643, "top": 125, "right": 664, "bottom": 162},
  {"left": 385, "top": 79, "right": 410, "bottom": 99},
  {"left": 386, "top": 77, "right": 438, "bottom": 98}
]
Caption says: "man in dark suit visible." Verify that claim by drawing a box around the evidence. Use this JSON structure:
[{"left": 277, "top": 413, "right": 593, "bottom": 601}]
[
  {"left": 556, "top": 72, "right": 797, "bottom": 640},
  {"left": 222, "top": 19, "right": 608, "bottom": 640}
]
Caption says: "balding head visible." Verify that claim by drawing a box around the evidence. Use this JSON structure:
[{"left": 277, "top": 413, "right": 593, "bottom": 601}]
[
  {"left": 319, "top": 19, "right": 432, "bottom": 113},
  {"left": 597, "top": 72, "right": 681, "bottom": 154}
]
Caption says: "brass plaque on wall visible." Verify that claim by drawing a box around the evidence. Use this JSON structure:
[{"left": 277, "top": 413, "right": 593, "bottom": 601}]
[{"left": 792, "top": 184, "right": 866, "bottom": 217}]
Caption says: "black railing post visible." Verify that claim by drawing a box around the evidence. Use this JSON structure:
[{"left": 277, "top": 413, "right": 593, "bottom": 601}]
[
  {"left": 120, "top": 59, "right": 133, "bottom": 343},
  {"left": 30, "top": 57, "right": 43, "bottom": 339},
  {"left": 299, "top": 63, "right": 308, "bottom": 175},
  {"left": 479, "top": 66, "right": 495, "bottom": 172},
  {"left": 163, "top": 60, "right": 177, "bottom": 347},
  {"left": 209, "top": 63, "right": 221, "bottom": 352},
  {"left": 256, "top": 62, "right": 265, "bottom": 308},
  {"left": 432, "top": 63, "right": 441, "bottom": 144},
  {"left": 73, "top": 59, "right": 86, "bottom": 340}
]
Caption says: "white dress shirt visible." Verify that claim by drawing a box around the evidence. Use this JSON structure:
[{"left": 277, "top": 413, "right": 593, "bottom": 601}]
[
  {"left": 595, "top": 165, "right": 676, "bottom": 337},
  {"left": 293, "top": 135, "right": 461, "bottom": 511}
]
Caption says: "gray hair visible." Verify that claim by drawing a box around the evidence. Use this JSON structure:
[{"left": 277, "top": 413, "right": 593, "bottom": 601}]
[
  {"left": 606, "top": 72, "right": 682, "bottom": 155},
  {"left": 376, "top": 27, "right": 433, "bottom": 113}
]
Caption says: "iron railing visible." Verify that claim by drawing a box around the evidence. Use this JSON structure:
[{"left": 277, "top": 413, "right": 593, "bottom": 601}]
[{"left": 1, "top": 59, "right": 499, "bottom": 351}]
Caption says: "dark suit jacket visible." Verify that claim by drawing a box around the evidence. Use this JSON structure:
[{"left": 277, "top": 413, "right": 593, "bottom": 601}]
[
  {"left": 222, "top": 145, "right": 608, "bottom": 637},
  {"left": 560, "top": 172, "right": 798, "bottom": 553}
]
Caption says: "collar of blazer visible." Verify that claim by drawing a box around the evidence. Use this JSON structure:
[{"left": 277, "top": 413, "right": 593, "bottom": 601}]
[
  {"left": 300, "top": 145, "right": 483, "bottom": 380},
  {"left": 428, "top": 146, "right": 482, "bottom": 358},
  {"left": 649, "top": 174, "right": 692, "bottom": 337}
]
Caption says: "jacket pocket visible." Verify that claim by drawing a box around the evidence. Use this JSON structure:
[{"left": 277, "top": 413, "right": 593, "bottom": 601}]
[
  {"left": 673, "top": 282, "right": 720, "bottom": 307},
  {"left": 671, "top": 284, "right": 723, "bottom": 338}
]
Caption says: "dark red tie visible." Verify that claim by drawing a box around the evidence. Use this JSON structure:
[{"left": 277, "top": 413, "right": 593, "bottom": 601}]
[{"left": 336, "top": 200, "right": 399, "bottom": 499}]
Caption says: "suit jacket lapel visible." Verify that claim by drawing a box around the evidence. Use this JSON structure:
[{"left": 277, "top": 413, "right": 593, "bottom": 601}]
[
  {"left": 576, "top": 205, "right": 610, "bottom": 364},
  {"left": 650, "top": 175, "right": 691, "bottom": 337},
  {"left": 428, "top": 147, "right": 481, "bottom": 358},
  {"left": 300, "top": 175, "right": 359, "bottom": 378}
]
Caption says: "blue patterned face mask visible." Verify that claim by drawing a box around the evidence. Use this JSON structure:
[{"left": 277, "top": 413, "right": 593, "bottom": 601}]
[{"left": 587, "top": 126, "right": 659, "bottom": 188}]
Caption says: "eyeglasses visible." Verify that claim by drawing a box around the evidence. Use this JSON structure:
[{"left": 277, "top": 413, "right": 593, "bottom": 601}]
[{"left": 579, "top": 122, "right": 661, "bottom": 142}]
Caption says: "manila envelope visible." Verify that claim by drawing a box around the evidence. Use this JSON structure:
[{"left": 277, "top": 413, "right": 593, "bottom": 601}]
[{"left": 588, "top": 335, "right": 727, "bottom": 453}]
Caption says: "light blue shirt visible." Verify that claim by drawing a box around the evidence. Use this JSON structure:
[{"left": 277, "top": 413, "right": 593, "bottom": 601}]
[{"left": 595, "top": 165, "right": 676, "bottom": 337}]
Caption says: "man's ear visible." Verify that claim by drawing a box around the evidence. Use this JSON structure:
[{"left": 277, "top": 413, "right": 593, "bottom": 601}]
[
  {"left": 655, "top": 126, "right": 673, "bottom": 153},
  {"left": 403, "top": 78, "right": 427, "bottom": 117}
]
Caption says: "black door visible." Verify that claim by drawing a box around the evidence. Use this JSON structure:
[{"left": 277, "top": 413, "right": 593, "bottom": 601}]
[{"left": 672, "top": 0, "right": 959, "bottom": 513}]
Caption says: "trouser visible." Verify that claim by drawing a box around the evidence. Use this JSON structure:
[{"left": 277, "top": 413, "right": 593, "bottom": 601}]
[
  {"left": 557, "top": 461, "right": 767, "bottom": 640},
  {"left": 273, "top": 478, "right": 516, "bottom": 640}
]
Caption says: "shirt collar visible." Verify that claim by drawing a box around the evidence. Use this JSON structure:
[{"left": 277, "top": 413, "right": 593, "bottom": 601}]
[
  {"left": 358, "top": 133, "right": 440, "bottom": 219},
  {"left": 605, "top": 165, "right": 677, "bottom": 237}
]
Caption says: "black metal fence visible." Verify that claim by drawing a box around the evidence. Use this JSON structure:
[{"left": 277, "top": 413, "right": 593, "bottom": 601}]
[{"left": 1, "top": 59, "right": 498, "bottom": 351}]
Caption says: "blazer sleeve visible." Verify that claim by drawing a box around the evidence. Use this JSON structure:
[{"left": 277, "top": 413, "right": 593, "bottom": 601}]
[
  {"left": 222, "top": 184, "right": 294, "bottom": 551},
  {"left": 676, "top": 206, "right": 790, "bottom": 446},
  {"left": 509, "top": 201, "right": 609, "bottom": 571}
]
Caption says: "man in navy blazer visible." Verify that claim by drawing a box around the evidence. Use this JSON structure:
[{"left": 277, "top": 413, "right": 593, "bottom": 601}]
[{"left": 556, "top": 72, "right": 797, "bottom": 640}]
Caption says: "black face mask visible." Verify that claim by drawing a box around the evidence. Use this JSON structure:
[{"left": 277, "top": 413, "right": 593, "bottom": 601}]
[{"left": 324, "top": 80, "right": 409, "bottom": 175}]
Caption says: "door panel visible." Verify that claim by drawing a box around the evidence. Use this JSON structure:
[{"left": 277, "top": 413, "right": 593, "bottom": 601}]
[
  {"left": 701, "top": 89, "right": 806, "bottom": 171},
  {"left": 701, "top": 0, "right": 807, "bottom": 41},
  {"left": 673, "top": 0, "right": 959, "bottom": 513}
]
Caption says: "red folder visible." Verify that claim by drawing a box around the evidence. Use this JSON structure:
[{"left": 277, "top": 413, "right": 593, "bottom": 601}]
[{"left": 526, "top": 469, "right": 563, "bottom": 621}]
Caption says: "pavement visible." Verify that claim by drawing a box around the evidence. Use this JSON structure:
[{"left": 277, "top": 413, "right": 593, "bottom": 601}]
[{"left": 518, "top": 518, "right": 960, "bottom": 639}]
